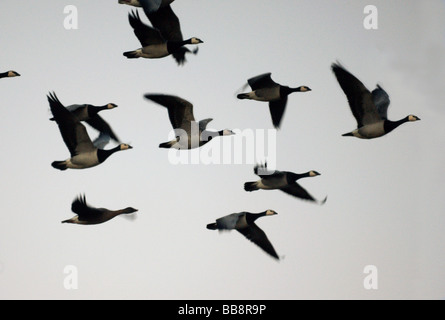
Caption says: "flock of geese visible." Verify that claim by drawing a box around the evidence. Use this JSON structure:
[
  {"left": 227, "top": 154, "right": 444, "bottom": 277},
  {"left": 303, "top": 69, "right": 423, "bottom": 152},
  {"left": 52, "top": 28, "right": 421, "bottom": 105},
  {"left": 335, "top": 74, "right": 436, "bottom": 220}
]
[{"left": 2, "top": 0, "right": 421, "bottom": 261}]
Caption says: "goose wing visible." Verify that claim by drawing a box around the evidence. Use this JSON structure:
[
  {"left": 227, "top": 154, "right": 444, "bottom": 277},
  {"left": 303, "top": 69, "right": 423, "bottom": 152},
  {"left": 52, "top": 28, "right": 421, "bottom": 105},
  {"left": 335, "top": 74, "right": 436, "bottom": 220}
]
[
  {"left": 269, "top": 97, "right": 288, "bottom": 129},
  {"left": 86, "top": 115, "right": 120, "bottom": 143},
  {"left": 237, "top": 224, "right": 279, "bottom": 260},
  {"left": 139, "top": 0, "right": 163, "bottom": 14},
  {"left": 372, "top": 85, "right": 390, "bottom": 120},
  {"left": 144, "top": 94, "right": 195, "bottom": 129},
  {"left": 71, "top": 195, "right": 104, "bottom": 220},
  {"left": 216, "top": 213, "right": 243, "bottom": 230},
  {"left": 146, "top": 5, "right": 187, "bottom": 64},
  {"left": 92, "top": 132, "right": 111, "bottom": 149},
  {"left": 280, "top": 182, "right": 317, "bottom": 202},
  {"left": 129, "top": 10, "right": 164, "bottom": 46},
  {"left": 331, "top": 63, "right": 381, "bottom": 127},
  {"left": 48, "top": 92, "right": 95, "bottom": 157},
  {"left": 247, "top": 73, "right": 278, "bottom": 90}
]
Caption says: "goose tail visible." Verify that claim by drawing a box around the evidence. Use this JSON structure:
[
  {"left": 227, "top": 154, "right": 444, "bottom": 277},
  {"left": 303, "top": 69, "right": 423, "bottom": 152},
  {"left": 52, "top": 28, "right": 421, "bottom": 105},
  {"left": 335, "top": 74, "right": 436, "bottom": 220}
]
[
  {"left": 206, "top": 223, "right": 218, "bottom": 230},
  {"left": 342, "top": 132, "right": 354, "bottom": 137},
  {"left": 123, "top": 51, "right": 140, "bottom": 59},
  {"left": 244, "top": 181, "right": 259, "bottom": 192},
  {"left": 237, "top": 93, "right": 249, "bottom": 100},
  {"left": 52, "top": 161, "right": 68, "bottom": 171}
]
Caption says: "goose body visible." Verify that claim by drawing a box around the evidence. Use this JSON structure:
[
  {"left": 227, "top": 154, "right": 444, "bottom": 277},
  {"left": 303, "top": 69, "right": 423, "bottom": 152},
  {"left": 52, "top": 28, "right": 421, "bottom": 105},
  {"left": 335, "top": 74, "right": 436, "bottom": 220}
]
[
  {"left": 62, "top": 195, "right": 138, "bottom": 225},
  {"left": 237, "top": 73, "right": 311, "bottom": 128},
  {"left": 48, "top": 92, "right": 132, "bottom": 170},
  {"left": 207, "top": 210, "right": 279, "bottom": 260},
  {"left": 331, "top": 63, "right": 420, "bottom": 139},
  {"left": 50, "top": 103, "right": 120, "bottom": 143},
  {"left": 124, "top": 11, "right": 202, "bottom": 64},
  {"left": 144, "top": 94, "right": 234, "bottom": 149},
  {"left": 244, "top": 163, "right": 327, "bottom": 204},
  {"left": 0, "top": 71, "right": 20, "bottom": 79}
]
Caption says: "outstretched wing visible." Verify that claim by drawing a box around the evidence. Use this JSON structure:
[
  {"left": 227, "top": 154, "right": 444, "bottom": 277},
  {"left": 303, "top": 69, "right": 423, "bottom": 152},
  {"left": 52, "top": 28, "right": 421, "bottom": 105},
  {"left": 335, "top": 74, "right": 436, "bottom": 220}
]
[
  {"left": 237, "top": 224, "right": 279, "bottom": 260},
  {"left": 86, "top": 115, "right": 120, "bottom": 143},
  {"left": 71, "top": 195, "right": 103, "bottom": 219},
  {"left": 247, "top": 73, "right": 277, "bottom": 90},
  {"left": 144, "top": 94, "right": 195, "bottom": 129},
  {"left": 128, "top": 10, "right": 164, "bottom": 47},
  {"left": 331, "top": 63, "right": 381, "bottom": 127},
  {"left": 280, "top": 183, "right": 318, "bottom": 202},
  {"left": 269, "top": 97, "right": 288, "bottom": 129}
]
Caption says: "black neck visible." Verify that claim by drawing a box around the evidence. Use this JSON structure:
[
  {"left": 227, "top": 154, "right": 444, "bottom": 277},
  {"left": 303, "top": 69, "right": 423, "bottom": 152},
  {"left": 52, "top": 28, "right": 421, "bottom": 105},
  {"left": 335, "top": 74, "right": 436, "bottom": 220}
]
[
  {"left": 384, "top": 117, "right": 410, "bottom": 134},
  {"left": 97, "top": 146, "right": 121, "bottom": 163},
  {"left": 280, "top": 86, "right": 301, "bottom": 96},
  {"left": 245, "top": 211, "right": 267, "bottom": 224},
  {"left": 87, "top": 105, "right": 108, "bottom": 117},
  {"left": 286, "top": 172, "right": 307, "bottom": 183},
  {"left": 0, "top": 72, "right": 8, "bottom": 78},
  {"left": 167, "top": 39, "right": 193, "bottom": 52}
]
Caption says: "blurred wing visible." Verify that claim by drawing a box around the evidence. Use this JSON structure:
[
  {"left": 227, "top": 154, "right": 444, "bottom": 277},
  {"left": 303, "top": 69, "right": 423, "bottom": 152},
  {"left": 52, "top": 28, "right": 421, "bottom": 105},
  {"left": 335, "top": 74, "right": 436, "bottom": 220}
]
[
  {"left": 216, "top": 213, "right": 243, "bottom": 230},
  {"left": 247, "top": 73, "right": 277, "bottom": 90},
  {"left": 331, "top": 63, "right": 381, "bottom": 127},
  {"left": 237, "top": 224, "right": 279, "bottom": 260},
  {"left": 129, "top": 10, "right": 164, "bottom": 46},
  {"left": 92, "top": 132, "right": 111, "bottom": 149},
  {"left": 372, "top": 85, "right": 390, "bottom": 120},
  {"left": 71, "top": 195, "right": 103, "bottom": 219},
  {"left": 144, "top": 94, "right": 195, "bottom": 129},
  {"left": 147, "top": 5, "right": 182, "bottom": 42},
  {"left": 86, "top": 115, "right": 120, "bottom": 143},
  {"left": 269, "top": 98, "right": 287, "bottom": 129},
  {"left": 139, "top": 0, "right": 163, "bottom": 14},
  {"left": 280, "top": 183, "right": 317, "bottom": 202}
]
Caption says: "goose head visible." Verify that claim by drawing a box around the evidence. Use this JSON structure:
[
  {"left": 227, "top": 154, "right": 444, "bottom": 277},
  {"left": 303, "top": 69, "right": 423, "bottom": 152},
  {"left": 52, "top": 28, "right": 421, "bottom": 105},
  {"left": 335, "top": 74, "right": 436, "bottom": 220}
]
[
  {"left": 265, "top": 209, "right": 278, "bottom": 216},
  {"left": 107, "top": 103, "right": 118, "bottom": 109},
  {"left": 408, "top": 115, "right": 421, "bottom": 122},
  {"left": 297, "top": 86, "right": 311, "bottom": 92},
  {"left": 122, "top": 207, "right": 138, "bottom": 214},
  {"left": 8, "top": 71, "right": 20, "bottom": 77},
  {"left": 190, "top": 37, "right": 204, "bottom": 45},
  {"left": 309, "top": 170, "right": 321, "bottom": 177},
  {"left": 221, "top": 129, "right": 235, "bottom": 136},
  {"left": 119, "top": 143, "right": 133, "bottom": 150}
]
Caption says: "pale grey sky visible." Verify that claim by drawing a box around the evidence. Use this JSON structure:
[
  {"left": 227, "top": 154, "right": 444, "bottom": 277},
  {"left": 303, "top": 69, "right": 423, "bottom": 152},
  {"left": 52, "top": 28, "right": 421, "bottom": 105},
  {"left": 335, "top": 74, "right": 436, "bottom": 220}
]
[{"left": 0, "top": 0, "right": 444, "bottom": 300}]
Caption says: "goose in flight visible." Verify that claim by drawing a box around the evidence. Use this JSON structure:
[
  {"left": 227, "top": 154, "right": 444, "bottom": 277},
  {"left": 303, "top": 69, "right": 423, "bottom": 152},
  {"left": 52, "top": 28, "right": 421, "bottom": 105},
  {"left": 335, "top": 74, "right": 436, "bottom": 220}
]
[
  {"left": 123, "top": 10, "right": 202, "bottom": 65},
  {"left": 62, "top": 194, "right": 138, "bottom": 225},
  {"left": 0, "top": 70, "right": 20, "bottom": 79},
  {"left": 244, "top": 163, "right": 327, "bottom": 205},
  {"left": 50, "top": 103, "right": 120, "bottom": 143},
  {"left": 144, "top": 93, "right": 234, "bottom": 149},
  {"left": 48, "top": 92, "right": 132, "bottom": 170},
  {"left": 237, "top": 73, "right": 311, "bottom": 129},
  {"left": 331, "top": 62, "right": 420, "bottom": 139},
  {"left": 207, "top": 210, "right": 280, "bottom": 260}
]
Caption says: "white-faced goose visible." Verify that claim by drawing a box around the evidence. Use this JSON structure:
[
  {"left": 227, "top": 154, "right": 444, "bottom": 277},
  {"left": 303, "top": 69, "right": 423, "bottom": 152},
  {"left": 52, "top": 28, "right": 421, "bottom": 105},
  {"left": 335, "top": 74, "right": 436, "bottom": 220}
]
[
  {"left": 123, "top": 10, "right": 203, "bottom": 65},
  {"left": 62, "top": 195, "right": 138, "bottom": 225},
  {"left": 0, "top": 71, "right": 20, "bottom": 79},
  {"left": 244, "top": 163, "right": 327, "bottom": 204},
  {"left": 207, "top": 210, "right": 280, "bottom": 260},
  {"left": 331, "top": 62, "right": 420, "bottom": 139},
  {"left": 48, "top": 92, "right": 132, "bottom": 170},
  {"left": 50, "top": 103, "right": 120, "bottom": 143},
  {"left": 144, "top": 93, "right": 235, "bottom": 149},
  {"left": 237, "top": 73, "right": 311, "bottom": 129}
]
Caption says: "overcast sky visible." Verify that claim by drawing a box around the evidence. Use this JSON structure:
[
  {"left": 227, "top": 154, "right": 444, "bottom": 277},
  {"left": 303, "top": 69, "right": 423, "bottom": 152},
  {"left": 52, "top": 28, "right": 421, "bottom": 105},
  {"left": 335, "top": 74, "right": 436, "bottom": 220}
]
[{"left": 1, "top": 0, "right": 444, "bottom": 300}]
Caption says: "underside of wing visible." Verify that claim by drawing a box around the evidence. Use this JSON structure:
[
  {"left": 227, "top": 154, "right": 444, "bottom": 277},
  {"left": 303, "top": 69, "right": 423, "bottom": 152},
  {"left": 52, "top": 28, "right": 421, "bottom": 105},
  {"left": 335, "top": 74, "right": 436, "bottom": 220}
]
[
  {"left": 144, "top": 94, "right": 195, "bottom": 129},
  {"left": 331, "top": 63, "right": 381, "bottom": 127},
  {"left": 372, "top": 85, "right": 390, "bottom": 120},
  {"left": 237, "top": 224, "right": 279, "bottom": 260},
  {"left": 247, "top": 73, "right": 276, "bottom": 90},
  {"left": 86, "top": 116, "right": 120, "bottom": 143}
]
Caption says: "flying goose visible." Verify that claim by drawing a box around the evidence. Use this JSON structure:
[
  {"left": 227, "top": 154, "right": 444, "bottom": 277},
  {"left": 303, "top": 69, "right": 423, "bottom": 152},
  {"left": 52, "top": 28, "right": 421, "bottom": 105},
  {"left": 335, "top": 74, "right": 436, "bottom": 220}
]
[
  {"left": 0, "top": 70, "right": 20, "bottom": 79},
  {"left": 144, "top": 93, "right": 235, "bottom": 149},
  {"left": 119, "top": 1, "right": 195, "bottom": 65},
  {"left": 244, "top": 163, "right": 327, "bottom": 204},
  {"left": 237, "top": 73, "right": 311, "bottom": 129},
  {"left": 50, "top": 103, "right": 120, "bottom": 143},
  {"left": 207, "top": 210, "right": 280, "bottom": 260},
  {"left": 48, "top": 92, "right": 132, "bottom": 170},
  {"left": 331, "top": 62, "right": 420, "bottom": 139},
  {"left": 62, "top": 194, "right": 138, "bottom": 225},
  {"left": 123, "top": 10, "right": 202, "bottom": 64}
]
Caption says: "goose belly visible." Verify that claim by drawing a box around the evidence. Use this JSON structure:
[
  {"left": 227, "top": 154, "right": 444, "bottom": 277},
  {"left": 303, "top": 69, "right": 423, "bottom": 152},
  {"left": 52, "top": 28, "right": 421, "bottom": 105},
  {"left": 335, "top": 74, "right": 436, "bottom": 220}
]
[
  {"left": 249, "top": 87, "right": 281, "bottom": 102},
  {"left": 68, "top": 151, "right": 99, "bottom": 169},
  {"left": 142, "top": 45, "right": 169, "bottom": 58},
  {"left": 356, "top": 122, "right": 386, "bottom": 139}
]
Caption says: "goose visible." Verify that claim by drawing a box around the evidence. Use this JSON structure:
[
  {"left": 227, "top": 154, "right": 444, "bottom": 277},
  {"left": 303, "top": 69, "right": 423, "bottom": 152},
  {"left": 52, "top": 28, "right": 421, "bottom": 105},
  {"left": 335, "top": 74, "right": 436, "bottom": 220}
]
[
  {"left": 207, "top": 210, "right": 280, "bottom": 260},
  {"left": 50, "top": 103, "right": 120, "bottom": 143},
  {"left": 48, "top": 92, "right": 132, "bottom": 170},
  {"left": 244, "top": 163, "right": 327, "bottom": 204},
  {"left": 123, "top": 10, "right": 203, "bottom": 65},
  {"left": 331, "top": 62, "right": 420, "bottom": 139},
  {"left": 62, "top": 194, "right": 138, "bottom": 225},
  {"left": 0, "top": 70, "right": 20, "bottom": 79},
  {"left": 144, "top": 93, "right": 235, "bottom": 149},
  {"left": 237, "top": 73, "right": 311, "bottom": 129},
  {"left": 119, "top": 1, "right": 194, "bottom": 65}
]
